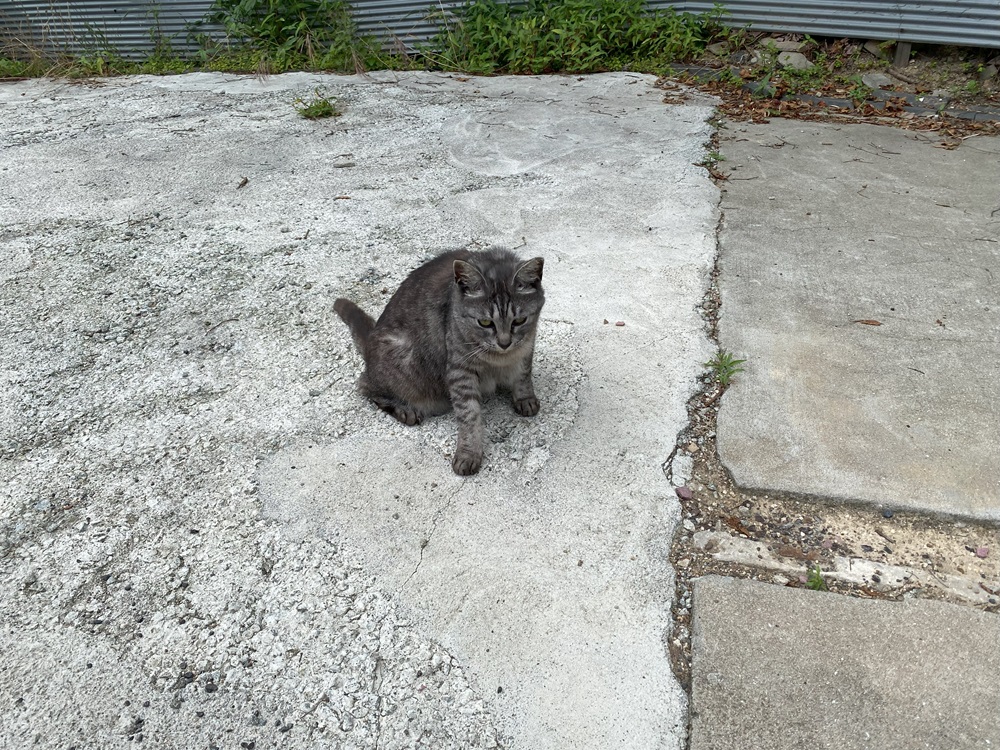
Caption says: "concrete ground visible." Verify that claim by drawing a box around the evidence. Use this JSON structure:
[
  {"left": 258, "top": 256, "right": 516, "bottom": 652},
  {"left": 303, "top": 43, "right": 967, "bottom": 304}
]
[
  {"left": 691, "top": 118, "right": 1000, "bottom": 749},
  {"left": 3, "top": 70, "right": 999, "bottom": 750},
  {"left": 690, "top": 575, "right": 1000, "bottom": 750},
  {"left": 715, "top": 119, "right": 1000, "bottom": 520},
  {"left": 0, "top": 72, "right": 716, "bottom": 749}
]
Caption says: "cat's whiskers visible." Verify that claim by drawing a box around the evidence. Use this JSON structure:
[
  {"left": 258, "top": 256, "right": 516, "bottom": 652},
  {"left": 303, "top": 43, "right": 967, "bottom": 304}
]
[{"left": 458, "top": 345, "right": 488, "bottom": 366}]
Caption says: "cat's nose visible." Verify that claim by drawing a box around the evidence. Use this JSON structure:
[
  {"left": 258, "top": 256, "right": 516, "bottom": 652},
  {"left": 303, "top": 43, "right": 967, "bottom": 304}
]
[{"left": 497, "top": 336, "right": 512, "bottom": 350}]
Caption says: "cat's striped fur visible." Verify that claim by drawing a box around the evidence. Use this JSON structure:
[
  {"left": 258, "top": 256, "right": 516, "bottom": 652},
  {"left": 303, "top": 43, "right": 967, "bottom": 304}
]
[{"left": 334, "top": 246, "right": 545, "bottom": 475}]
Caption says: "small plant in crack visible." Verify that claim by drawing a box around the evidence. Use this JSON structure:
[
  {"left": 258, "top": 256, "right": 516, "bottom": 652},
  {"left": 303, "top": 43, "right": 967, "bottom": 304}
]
[
  {"left": 805, "top": 563, "right": 828, "bottom": 591},
  {"left": 704, "top": 349, "right": 745, "bottom": 387},
  {"left": 699, "top": 149, "right": 725, "bottom": 168}
]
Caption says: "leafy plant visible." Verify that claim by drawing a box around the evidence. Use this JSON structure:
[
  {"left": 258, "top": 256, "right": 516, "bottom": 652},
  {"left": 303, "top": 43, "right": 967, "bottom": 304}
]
[
  {"left": 204, "top": 0, "right": 360, "bottom": 69},
  {"left": 704, "top": 350, "right": 745, "bottom": 387},
  {"left": 425, "top": 0, "right": 723, "bottom": 75},
  {"left": 846, "top": 75, "right": 873, "bottom": 104},
  {"left": 805, "top": 563, "right": 827, "bottom": 591},
  {"left": 295, "top": 89, "right": 339, "bottom": 118}
]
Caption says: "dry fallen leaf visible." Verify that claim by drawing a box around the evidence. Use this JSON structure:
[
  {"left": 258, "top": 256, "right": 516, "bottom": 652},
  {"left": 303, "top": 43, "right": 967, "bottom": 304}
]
[{"left": 851, "top": 319, "right": 882, "bottom": 326}]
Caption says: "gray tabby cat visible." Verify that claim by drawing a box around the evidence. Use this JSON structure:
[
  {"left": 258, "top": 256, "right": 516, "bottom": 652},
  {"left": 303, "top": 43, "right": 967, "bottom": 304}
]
[{"left": 334, "top": 246, "right": 545, "bottom": 476}]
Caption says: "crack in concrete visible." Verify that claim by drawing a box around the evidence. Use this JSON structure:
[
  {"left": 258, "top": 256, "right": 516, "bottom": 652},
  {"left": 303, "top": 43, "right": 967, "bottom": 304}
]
[{"left": 399, "top": 484, "right": 465, "bottom": 593}]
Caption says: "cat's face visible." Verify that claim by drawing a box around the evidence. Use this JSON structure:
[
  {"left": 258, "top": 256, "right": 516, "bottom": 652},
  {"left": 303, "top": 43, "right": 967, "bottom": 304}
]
[{"left": 453, "top": 256, "right": 545, "bottom": 356}]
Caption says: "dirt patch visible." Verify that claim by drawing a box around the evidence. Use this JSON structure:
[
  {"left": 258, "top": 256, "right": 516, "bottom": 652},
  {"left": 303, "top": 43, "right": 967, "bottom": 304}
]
[{"left": 662, "top": 36, "right": 1000, "bottom": 149}]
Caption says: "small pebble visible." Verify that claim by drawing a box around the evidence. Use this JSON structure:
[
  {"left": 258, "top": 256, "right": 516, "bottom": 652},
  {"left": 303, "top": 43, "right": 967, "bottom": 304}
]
[
  {"left": 615, "top": 320, "right": 625, "bottom": 327},
  {"left": 882, "top": 509, "right": 893, "bottom": 519},
  {"left": 675, "top": 486, "right": 693, "bottom": 501},
  {"left": 976, "top": 547, "right": 989, "bottom": 558}
]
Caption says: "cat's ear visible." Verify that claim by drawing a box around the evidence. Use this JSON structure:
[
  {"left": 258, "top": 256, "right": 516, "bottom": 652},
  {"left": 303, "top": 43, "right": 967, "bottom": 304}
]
[
  {"left": 454, "top": 260, "right": 485, "bottom": 297},
  {"left": 514, "top": 257, "right": 544, "bottom": 290}
]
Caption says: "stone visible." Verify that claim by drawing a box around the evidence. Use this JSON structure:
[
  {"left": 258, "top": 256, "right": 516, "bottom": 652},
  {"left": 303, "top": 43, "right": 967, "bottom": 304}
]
[
  {"left": 770, "top": 39, "right": 804, "bottom": 52},
  {"left": 863, "top": 40, "right": 889, "bottom": 59},
  {"left": 706, "top": 42, "right": 728, "bottom": 57},
  {"left": 777, "top": 52, "right": 813, "bottom": 71},
  {"left": 981, "top": 64, "right": 998, "bottom": 81},
  {"left": 670, "top": 454, "right": 694, "bottom": 487},
  {"left": 861, "top": 73, "right": 893, "bottom": 90}
]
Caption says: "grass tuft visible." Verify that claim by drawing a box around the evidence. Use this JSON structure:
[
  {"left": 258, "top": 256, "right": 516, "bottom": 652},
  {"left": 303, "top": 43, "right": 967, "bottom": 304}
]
[{"left": 295, "top": 89, "right": 340, "bottom": 118}]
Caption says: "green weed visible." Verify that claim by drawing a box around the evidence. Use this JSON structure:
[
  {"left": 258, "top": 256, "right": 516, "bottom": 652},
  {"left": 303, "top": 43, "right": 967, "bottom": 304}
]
[
  {"left": 846, "top": 75, "right": 872, "bottom": 103},
  {"left": 295, "top": 89, "right": 340, "bottom": 118},
  {"left": 425, "top": 0, "right": 723, "bottom": 75},
  {"left": 704, "top": 350, "right": 745, "bottom": 387},
  {"left": 805, "top": 564, "right": 827, "bottom": 591},
  {"left": 202, "top": 0, "right": 376, "bottom": 71},
  {"left": 698, "top": 149, "right": 725, "bottom": 169}
]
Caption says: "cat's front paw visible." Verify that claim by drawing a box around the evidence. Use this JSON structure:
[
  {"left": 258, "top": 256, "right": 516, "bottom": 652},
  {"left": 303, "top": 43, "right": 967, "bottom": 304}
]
[
  {"left": 452, "top": 449, "right": 483, "bottom": 476},
  {"left": 513, "top": 396, "right": 540, "bottom": 417}
]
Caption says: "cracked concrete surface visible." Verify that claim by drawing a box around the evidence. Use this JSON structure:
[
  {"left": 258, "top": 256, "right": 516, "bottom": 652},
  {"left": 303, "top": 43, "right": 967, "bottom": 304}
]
[
  {"left": 715, "top": 120, "right": 1000, "bottom": 520},
  {"left": 1, "top": 71, "right": 718, "bottom": 749}
]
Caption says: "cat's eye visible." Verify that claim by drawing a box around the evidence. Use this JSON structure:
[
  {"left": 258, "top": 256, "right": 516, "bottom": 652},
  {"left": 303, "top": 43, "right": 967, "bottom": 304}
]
[
  {"left": 478, "top": 319, "right": 493, "bottom": 328},
  {"left": 513, "top": 316, "right": 527, "bottom": 326}
]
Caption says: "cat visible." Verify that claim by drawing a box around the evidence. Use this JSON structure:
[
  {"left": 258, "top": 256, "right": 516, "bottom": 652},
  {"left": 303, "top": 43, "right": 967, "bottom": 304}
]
[{"left": 334, "top": 246, "right": 545, "bottom": 476}]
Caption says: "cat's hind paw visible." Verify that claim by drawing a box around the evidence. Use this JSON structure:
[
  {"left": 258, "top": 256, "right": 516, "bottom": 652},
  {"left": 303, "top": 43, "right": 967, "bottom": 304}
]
[
  {"left": 513, "top": 396, "right": 540, "bottom": 417},
  {"left": 392, "top": 406, "right": 423, "bottom": 426},
  {"left": 372, "top": 396, "right": 423, "bottom": 426}
]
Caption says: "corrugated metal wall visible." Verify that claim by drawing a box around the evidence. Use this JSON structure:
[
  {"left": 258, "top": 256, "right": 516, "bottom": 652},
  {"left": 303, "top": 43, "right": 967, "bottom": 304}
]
[
  {"left": 679, "top": 1, "right": 1000, "bottom": 49},
  {"left": 1, "top": 0, "right": 998, "bottom": 58},
  {"left": 0, "top": 0, "right": 218, "bottom": 55},
  {"left": 350, "top": 0, "right": 460, "bottom": 48}
]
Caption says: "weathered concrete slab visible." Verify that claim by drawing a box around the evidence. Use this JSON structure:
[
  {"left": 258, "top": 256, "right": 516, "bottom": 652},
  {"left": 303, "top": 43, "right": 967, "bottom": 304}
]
[
  {"left": 716, "top": 120, "right": 1000, "bottom": 520},
  {"left": 0, "top": 72, "right": 718, "bottom": 749},
  {"left": 690, "top": 575, "right": 1000, "bottom": 750},
  {"left": 260, "top": 71, "right": 719, "bottom": 749}
]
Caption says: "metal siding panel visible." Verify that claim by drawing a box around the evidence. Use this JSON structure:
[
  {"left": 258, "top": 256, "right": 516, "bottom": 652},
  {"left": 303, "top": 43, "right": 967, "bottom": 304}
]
[
  {"left": 2, "top": 0, "right": 997, "bottom": 57},
  {"left": 674, "top": 1, "right": 1000, "bottom": 47},
  {"left": 350, "top": 0, "right": 459, "bottom": 46},
  {"left": 0, "top": 0, "right": 220, "bottom": 56}
]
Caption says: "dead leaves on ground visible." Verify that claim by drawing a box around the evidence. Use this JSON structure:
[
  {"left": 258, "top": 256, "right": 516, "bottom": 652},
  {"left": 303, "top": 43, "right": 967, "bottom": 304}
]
[{"left": 686, "top": 76, "right": 1000, "bottom": 150}]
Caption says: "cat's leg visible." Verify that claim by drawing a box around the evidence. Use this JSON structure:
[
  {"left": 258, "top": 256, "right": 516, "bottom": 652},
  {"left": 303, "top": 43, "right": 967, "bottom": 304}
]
[
  {"left": 359, "top": 374, "right": 425, "bottom": 426},
  {"left": 509, "top": 358, "right": 540, "bottom": 417},
  {"left": 448, "top": 369, "right": 484, "bottom": 475}
]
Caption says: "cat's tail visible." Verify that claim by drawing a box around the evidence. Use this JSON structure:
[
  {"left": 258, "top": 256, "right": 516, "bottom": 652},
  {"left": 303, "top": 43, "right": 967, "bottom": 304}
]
[{"left": 334, "top": 298, "right": 375, "bottom": 357}]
